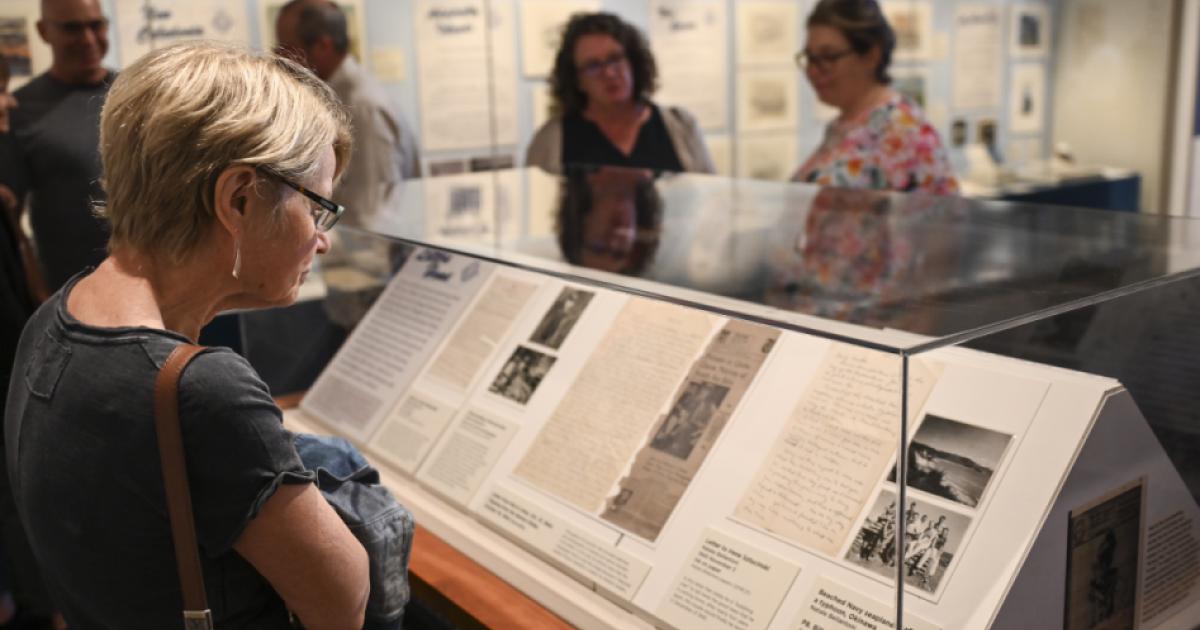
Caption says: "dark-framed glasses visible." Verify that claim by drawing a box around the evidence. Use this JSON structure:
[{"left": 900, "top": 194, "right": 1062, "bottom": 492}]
[
  {"left": 258, "top": 167, "right": 344, "bottom": 232},
  {"left": 795, "top": 48, "right": 854, "bottom": 71},
  {"left": 48, "top": 18, "right": 109, "bottom": 36},
  {"left": 577, "top": 52, "right": 627, "bottom": 78}
]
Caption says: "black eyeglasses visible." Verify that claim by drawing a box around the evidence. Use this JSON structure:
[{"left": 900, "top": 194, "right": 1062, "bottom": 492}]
[
  {"left": 577, "top": 52, "right": 627, "bottom": 78},
  {"left": 48, "top": 18, "right": 108, "bottom": 36},
  {"left": 795, "top": 48, "right": 855, "bottom": 71},
  {"left": 258, "top": 167, "right": 344, "bottom": 232}
]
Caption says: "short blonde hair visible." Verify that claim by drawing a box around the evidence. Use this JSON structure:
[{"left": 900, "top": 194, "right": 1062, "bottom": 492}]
[{"left": 99, "top": 41, "right": 352, "bottom": 261}]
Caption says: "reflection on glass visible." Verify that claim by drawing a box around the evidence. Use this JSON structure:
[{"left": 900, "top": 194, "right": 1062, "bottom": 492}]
[
  {"left": 767, "top": 187, "right": 965, "bottom": 328},
  {"left": 557, "top": 166, "right": 663, "bottom": 275}
]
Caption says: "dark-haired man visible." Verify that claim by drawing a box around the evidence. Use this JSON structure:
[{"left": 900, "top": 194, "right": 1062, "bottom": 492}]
[{"left": 276, "top": 0, "right": 420, "bottom": 227}]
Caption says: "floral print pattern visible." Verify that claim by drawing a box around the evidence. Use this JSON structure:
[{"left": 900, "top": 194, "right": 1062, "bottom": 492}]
[{"left": 794, "top": 94, "right": 959, "bottom": 195}]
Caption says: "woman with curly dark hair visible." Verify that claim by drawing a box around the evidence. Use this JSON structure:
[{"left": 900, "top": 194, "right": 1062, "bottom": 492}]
[{"left": 525, "top": 12, "right": 714, "bottom": 174}]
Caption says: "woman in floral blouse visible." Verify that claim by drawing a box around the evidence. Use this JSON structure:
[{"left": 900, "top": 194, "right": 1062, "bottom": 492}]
[{"left": 793, "top": 0, "right": 958, "bottom": 195}]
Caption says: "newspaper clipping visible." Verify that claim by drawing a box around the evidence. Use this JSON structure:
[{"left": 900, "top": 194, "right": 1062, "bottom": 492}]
[
  {"left": 602, "top": 320, "right": 779, "bottom": 541},
  {"left": 513, "top": 298, "right": 718, "bottom": 513},
  {"left": 1066, "top": 479, "right": 1144, "bottom": 630}
]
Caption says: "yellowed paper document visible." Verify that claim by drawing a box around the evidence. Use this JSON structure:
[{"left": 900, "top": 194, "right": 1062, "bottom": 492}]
[
  {"left": 602, "top": 320, "right": 779, "bottom": 541},
  {"left": 734, "top": 344, "right": 937, "bottom": 555},
  {"left": 513, "top": 298, "right": 718, "bottom": 512},
  {"left": 427, "top": 274, "right": 539, "bottom": 391}
]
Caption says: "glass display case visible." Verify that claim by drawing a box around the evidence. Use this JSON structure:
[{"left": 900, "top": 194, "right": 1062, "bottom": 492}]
[{"left": 252, "top": 166, "right": 1200, "bottom": 629}]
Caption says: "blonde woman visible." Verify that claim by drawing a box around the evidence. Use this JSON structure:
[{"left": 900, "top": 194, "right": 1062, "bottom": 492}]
[{"left": 4, "top": 42, "right": 368, "bottom": 629}]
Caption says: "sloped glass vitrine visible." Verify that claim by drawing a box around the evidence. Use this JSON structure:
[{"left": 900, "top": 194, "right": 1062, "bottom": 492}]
[{"left": 251, "top": 166, "right": 1200, "bottom": 629}]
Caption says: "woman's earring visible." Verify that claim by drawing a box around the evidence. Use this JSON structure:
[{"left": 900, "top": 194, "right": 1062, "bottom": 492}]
[{"left": 232, "top": 238, "right": 242, "bottom": 279}]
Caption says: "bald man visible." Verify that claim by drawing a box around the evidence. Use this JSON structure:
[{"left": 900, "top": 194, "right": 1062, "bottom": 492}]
[
  {"left": 0, "top": 0, "right": 114, "bottom": 290},
  {"left": 276, "top": 0, "right": 420, "bottom": 227}
]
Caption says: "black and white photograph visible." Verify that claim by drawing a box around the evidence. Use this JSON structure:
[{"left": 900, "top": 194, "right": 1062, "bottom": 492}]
[
  {"left": 649, "top": 381, "right": 729, "bottom": 461},
  {"left": 529, "top": 287, "right": 595, "bottom": 350},
  {"left": 1010, "top": 4, "right": 1050, "bottom": 57},
  {"left": 977, "top": 118, "right": 998, "bottom": 153},
  {"left": 1008, "top": 63, "right": 1045, "bottom": 133},
  {"left": 951, "top": 118, "right": 968, "bottom": 147},
  {"left": 488, "top": 346, "right": 557, "bottom": 405},
  {"left": 889, "top": 414, "right": 1012, "bottom": 509},
  {"left": 1065, "top": 480, "right": 1142, "bottom": 630},
  {"left": 845, "top": 490, "right": 972, "bottom": 595}
]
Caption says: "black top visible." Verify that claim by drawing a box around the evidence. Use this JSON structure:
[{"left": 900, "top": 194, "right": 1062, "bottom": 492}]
[
  {"left": 561, "top": 104, "right": 684, "bottom": 172},
  {"left": 4, "top": 273, "right": 313, "bottom": 629},
  {"left": 0, "top": 72, "right": 114, "bottom": 291}
]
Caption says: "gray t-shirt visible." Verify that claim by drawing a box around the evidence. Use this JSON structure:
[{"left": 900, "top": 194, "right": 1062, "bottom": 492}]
[
  {"left": 4, "top": 272, "right": 314, "bottom": 629},
  {"left": 0, "top": 72, "right": 113, "bottom": 290}
]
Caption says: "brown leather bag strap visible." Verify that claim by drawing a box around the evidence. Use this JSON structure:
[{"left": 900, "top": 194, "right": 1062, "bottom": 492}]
[{"left": 154, "top": 344, "right": 214, "bottom": 630}]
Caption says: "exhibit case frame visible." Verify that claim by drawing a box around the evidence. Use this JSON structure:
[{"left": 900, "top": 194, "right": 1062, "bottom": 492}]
[{"left": 260, "top": 166, "right": 1200, "bottom": 629}]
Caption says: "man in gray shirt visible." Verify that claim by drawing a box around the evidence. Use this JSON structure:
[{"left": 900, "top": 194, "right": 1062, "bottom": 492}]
[
  {"left": 276, "top": 0, "right": 420, "bottom": 228},
  {"left": 0, "top": 0, "right": 114, "bottom": 291}
]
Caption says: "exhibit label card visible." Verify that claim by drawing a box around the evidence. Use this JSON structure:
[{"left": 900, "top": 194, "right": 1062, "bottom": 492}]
[
  {"left": 417, "top": 409, "right": 518, "bottom": 506},
  {"left": 370, "top": 390, "right": 458, "bottom": 473},
  {"left": 481, "top": 485, "right": 651, "bottom": 599},
  {"left": 793, "top": 577, "right": 940, "bottom": 630},
  {"left": 657, "top": 528, "right": 800, "bottom": 630},
  {"left": 735, "top": 344, "right": 937, "bottom": 556},
  {"left": 302, "top": 249, "right": 493, "bottom": 440},
  {"left": 602, "top": 320, "right": 780, "bottom": 541}
]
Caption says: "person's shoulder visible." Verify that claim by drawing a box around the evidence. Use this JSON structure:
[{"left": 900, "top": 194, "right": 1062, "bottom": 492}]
[
  {"left": 177, "top": 346, "right": 269, "bottom": 400},
  {"left": 12, "top": 73, "right": 57, "bottom": 100},
  {"left": 530, "top": 116, "right": 565, "bottom": 142},
  {"left": 659, "top": 103, "right": 699, "bottom": 127}
]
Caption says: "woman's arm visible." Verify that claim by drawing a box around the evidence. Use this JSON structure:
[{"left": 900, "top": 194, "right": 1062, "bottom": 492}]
[{"left": 234, "top": 483, "right": 369, "bottom": 630}]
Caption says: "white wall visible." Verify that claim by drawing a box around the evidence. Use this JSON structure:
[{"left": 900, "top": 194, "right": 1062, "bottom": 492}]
[{"left": 1051, "top": 0, "right": 1176, "bottom": 212}]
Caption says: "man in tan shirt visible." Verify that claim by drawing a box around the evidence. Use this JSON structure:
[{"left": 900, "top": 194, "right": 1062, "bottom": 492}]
[{"left": 276, "top": 0, "right": 420, "bottom": 227}]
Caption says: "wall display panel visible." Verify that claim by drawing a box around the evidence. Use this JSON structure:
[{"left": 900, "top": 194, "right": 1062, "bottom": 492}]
[
  {"left": 115, "top": 0, "right": 250, "bottom": 66},
  {"left": 735, "top": 133, "right": 798, "bottom": 182},
  {"left": 519, "top": 0, "right": 599, "bottom": 78},
  {"left": 952, "top": 3, "right": 1003, "bottom": 110},
  {"left": 882, "top": 0, "right": 934, "bottom": 62},
  {"left": 737, "top": 67, "right": 799, "bottom": 133},
  {"left": 0, "top": 0, "right": 50, "bottom": 90},
  {"left": 892, "top": 66, "right": 930, "bottom": 110},
  {"left": 706, "top": 133, "right": 733, "bottom": 177},
  {"left": 1008, "top": 62, "right": 1045, "bottom": 134},
  {"left": 734, "top": 1, "right": 799, "bottom": 67},
  {"left": 650, "top": 0, "right": 729, "bottom": 132},
  {"left": 415, "top": 0, "right": 519, "bottom": 152}
]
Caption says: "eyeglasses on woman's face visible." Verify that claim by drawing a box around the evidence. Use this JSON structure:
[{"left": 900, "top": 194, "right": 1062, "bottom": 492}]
[
  {"left": 577, "top": 51, "right": 628, "bottom": 79},
  {"left": 795, "top": 48, "right": 855, "bottom": 72},
  {"left": 258, "top": 167, "right": 344, "bottom": 232}
]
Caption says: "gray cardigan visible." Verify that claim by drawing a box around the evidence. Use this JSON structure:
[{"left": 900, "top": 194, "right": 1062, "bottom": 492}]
[{"left": 524, "top": 104, "right": 716, "bottom": 174}]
